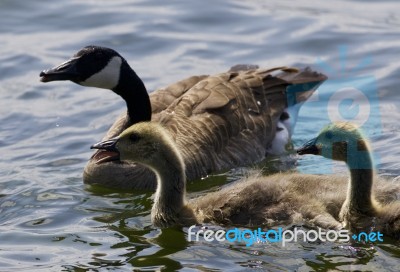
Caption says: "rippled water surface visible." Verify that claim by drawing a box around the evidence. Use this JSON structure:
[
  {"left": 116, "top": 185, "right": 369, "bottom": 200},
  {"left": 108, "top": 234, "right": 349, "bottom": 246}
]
[{"left": 1, "top": 0, "right": 400, "bottom": 271}]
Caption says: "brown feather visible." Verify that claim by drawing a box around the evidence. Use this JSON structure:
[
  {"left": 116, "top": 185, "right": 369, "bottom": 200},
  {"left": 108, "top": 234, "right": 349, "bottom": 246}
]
[{"left": 85, "top": 66, "right": 326, "bottom": 189}]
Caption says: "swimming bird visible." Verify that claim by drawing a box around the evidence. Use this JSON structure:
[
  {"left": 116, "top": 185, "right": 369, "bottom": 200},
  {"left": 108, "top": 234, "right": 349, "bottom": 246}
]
[
  {"left": 89, "top": 122, "right": 344, "bottom": 229},
  {"left": 91, "top": 122, "right": 400, "bottom": 235},
  {"left": 40, "top": 45, "right": 327, "bottom": 190},
  {"left": 298, "top": 122, "right": 400, "bottom": 237}
]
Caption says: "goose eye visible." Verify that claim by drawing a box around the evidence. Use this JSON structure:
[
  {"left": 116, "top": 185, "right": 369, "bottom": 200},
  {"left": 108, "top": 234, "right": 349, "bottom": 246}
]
[
  {"left": 129, "top": 133, "right": 141, "bottom": 143},
  {"left": 325, "top": 131, "right": 333, "bottom": 139}
]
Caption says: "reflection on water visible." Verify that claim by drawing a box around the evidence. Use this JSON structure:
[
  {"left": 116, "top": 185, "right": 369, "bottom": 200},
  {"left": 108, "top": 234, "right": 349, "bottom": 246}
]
[{"left": 0, "top": 0, "right": 399, "bottom": 270}]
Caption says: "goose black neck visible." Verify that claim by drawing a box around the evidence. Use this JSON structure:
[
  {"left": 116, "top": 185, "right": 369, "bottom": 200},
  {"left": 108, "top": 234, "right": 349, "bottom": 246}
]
[{"left": 113, "top": 61, "right": 151, "bottom": 125}]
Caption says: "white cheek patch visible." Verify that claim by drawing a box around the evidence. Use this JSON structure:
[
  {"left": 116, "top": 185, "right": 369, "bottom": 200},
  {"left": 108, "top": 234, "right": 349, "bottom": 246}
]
[
  {"left": 267, "top": 121, "right": 290, "bottom": 156},
  {"left": 80, "top": 56, "right": 122, "bottom": 90}
]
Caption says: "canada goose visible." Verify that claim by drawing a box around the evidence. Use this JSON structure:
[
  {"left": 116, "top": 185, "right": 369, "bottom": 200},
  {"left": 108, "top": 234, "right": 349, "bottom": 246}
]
[
  {"left": 298, "top": 122, "right": 400, "bottom": 237},
  {"left": 40, "top": 45, "right": 327, "bottom": 190},
  {"left": 92, "top": 122, "right": 400, "bottom": 233}
]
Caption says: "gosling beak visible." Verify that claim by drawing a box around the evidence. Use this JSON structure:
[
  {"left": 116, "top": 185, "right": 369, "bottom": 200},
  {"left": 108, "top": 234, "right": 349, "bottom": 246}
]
[
  {"left": 90, "top": 137, "right": 120, "bottom": 164},
  {"left": 91, "top": 137, "right": 119, "bottom": 152},
  {"left": 296, "top": 137, "right": 320, "bottom": 155},
  {"left": 39, "top": 57, "right": 80, "bottom": 82}
]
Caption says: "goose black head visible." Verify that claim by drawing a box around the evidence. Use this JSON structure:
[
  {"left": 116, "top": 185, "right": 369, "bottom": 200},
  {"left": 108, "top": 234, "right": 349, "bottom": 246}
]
[
  {"left": 40, "top": 45, "right": 124, "bottom": 90},
  {"left": 40, "top": 45, "right": 152, "bottom": 124}
]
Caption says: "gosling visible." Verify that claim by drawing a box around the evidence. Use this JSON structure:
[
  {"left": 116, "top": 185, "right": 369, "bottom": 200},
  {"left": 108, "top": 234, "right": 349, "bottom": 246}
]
[
  {"left": 298, "top": 122, "right": 400, "bottom": 237},
  {"left": 90, "top": 122, "right": 386, "bottom": 231}
]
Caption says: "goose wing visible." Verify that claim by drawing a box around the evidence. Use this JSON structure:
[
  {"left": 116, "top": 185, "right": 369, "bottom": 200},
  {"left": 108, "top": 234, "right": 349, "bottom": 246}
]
[{"left": 154, "top": 67, "right": 325, "bottom": 180}]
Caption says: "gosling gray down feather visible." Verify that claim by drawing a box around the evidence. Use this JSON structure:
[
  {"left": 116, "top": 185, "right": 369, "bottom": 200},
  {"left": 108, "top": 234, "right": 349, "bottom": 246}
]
[{"left": 91, "top": 122, "right": 400, "bottom": 237}]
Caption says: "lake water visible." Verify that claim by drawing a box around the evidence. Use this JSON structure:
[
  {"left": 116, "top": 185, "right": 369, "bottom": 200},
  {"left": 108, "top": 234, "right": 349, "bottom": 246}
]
[{"left": 0, "top": 0, "right": 399, "bottom": 271}]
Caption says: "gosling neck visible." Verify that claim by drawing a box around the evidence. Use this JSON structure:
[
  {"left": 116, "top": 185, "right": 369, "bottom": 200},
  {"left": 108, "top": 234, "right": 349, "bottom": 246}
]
[
  {"left": 345, "top": 143, "right": 374, "bottom": 212},
  {"left": 113, "top": 61, "right": 152, "bottom": 125},
  {"left": 152, "top": 147, "right": 186, "bottom": 219}
]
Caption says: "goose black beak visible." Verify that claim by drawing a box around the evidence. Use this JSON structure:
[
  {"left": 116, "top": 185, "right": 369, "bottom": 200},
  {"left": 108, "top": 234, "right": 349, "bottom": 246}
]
[
  {"left": 90, "top": 137, "right": 120, "bottom": 164},
  {"left": 40, "top": 57, "right": 80, "bottom": 82},
  {"left": 296, "top": 137, "right": 320, "bottom": 155}
]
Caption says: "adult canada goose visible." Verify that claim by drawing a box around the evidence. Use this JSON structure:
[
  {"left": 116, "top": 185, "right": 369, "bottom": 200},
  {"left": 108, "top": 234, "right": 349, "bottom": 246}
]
[
  {"left": 298, "top": 122, "right": 400, "bottom": 237},
  {"left": 92, "top": 122, "right": 400, "bottom": 236},
  {"left": 40, "top": 45, "right": 327, "bottom": 190}
]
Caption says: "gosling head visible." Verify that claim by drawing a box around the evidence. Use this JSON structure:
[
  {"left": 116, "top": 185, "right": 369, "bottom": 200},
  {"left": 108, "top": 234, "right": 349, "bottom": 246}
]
[
  {"left": 40, "top": 45, "right": 124, "bottom": 90},
  {"left": 297, "top": 122, "right": 369, "bottom": 164},
  {"left": 90, "top": 122, "right": 183, "bottom": 172}
]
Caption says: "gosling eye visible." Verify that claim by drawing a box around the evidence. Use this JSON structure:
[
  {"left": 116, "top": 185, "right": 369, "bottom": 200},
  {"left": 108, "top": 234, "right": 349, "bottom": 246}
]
[
  {"left": 129, "top": 133, "right": 141, "bottom": 143},
  {"left": 325, "top": 131, "right": 333, "bottom": 140}
]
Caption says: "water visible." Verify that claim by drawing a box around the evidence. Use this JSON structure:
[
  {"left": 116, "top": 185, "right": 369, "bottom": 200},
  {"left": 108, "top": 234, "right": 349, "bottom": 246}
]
[{"left": 0, "top": 0, "right": 399, "bottom": 270}]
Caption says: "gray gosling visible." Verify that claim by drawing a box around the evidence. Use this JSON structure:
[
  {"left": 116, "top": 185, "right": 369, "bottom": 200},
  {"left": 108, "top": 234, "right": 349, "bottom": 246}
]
[
  {"left": 92, "top": 121, "right": 398, "bottom": 230},
  {"left": 298, "top": 122, "right": 400, "bottom": 238}
]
